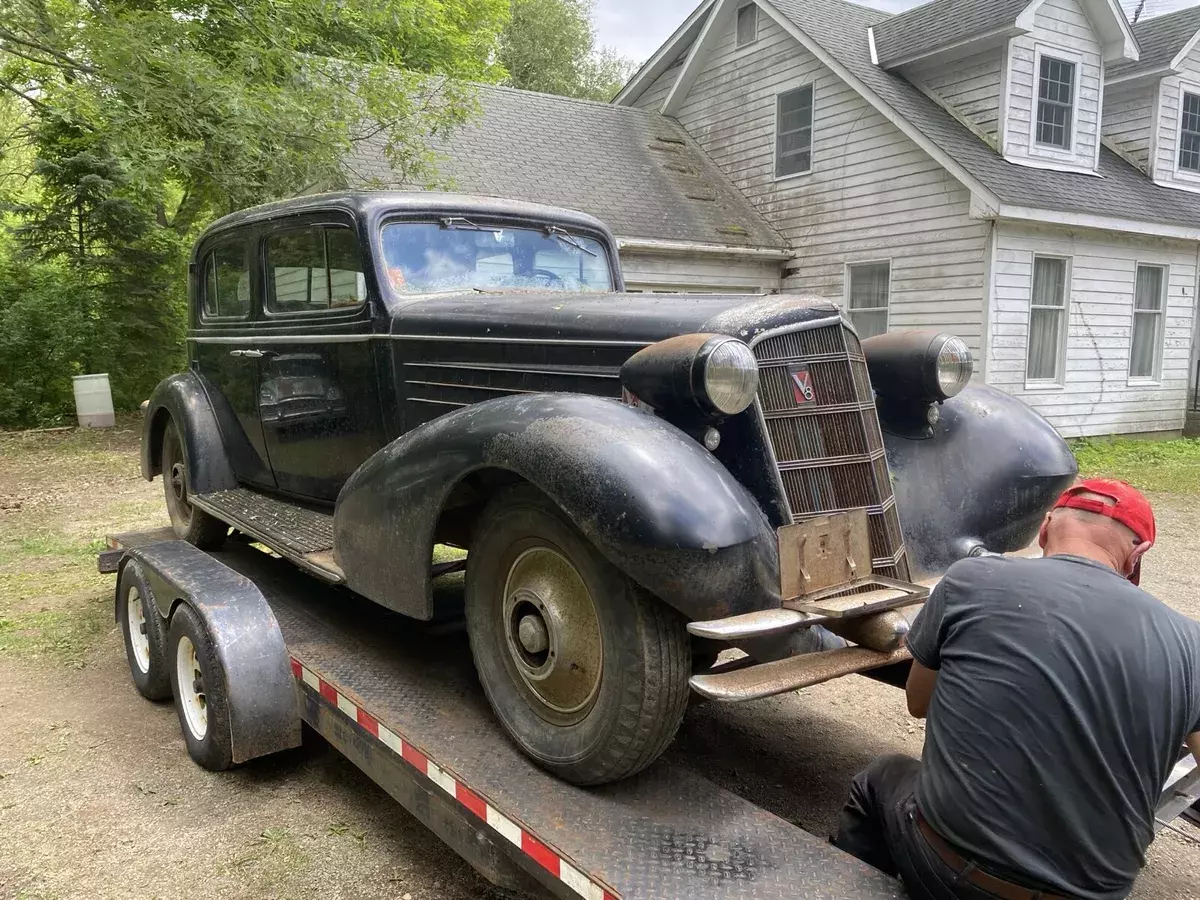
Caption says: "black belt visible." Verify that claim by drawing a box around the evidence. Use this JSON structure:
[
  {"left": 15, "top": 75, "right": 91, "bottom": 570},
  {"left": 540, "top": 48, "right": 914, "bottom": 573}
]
[{"left": 915, "top": 811, "right": 1074, "bottom": 900}]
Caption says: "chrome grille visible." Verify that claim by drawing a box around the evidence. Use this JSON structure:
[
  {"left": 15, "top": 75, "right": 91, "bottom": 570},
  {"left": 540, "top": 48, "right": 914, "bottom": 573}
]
[{"left": 753, "top": 322, "right": 910, "bottom": 580}]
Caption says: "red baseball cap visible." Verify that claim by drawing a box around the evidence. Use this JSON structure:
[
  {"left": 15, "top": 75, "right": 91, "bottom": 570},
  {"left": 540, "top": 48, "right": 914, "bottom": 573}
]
[{"left": 1052, "top": 478, "right": 1156, "bottom": 583}]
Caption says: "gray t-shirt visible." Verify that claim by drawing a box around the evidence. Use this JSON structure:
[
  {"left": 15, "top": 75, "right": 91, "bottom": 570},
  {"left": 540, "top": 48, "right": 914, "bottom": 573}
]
[{"left": 907, "top": 554, "right": 1200, "bottom": 900}]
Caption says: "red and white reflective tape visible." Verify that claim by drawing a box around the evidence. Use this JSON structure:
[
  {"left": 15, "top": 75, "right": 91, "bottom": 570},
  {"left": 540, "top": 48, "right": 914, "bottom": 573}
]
[{"left": 290, "top": 657, "right": 618, "bottom": 900}]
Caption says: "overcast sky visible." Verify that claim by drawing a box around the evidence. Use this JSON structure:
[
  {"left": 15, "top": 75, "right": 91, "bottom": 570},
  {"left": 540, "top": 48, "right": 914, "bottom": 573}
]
[{"left": 593, "top": 0, "right": 1200, "bottom": 65}]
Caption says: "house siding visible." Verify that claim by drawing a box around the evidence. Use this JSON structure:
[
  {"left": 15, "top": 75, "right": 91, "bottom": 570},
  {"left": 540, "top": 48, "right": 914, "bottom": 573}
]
[
  {"left": 1101, "top": 81, "right": 1156, "bottom": 172},
  {"left": 988, "top": 222, "right": 1198, "bottom": 437},
  {"left": 1152, "top": 43, "right": 1200, "bottom": 192},
  {"left": 906, "top": 47, "right": 1005, "bottom": 138},
  {"left": 1003, "top": 0, "right": 1102, "bottom": 172},
  {"left": 633, "top": 5, "right": 990, "bottom": 351},
  {"left": 620, "top": 250, "right": 781, "bottom": 292}
]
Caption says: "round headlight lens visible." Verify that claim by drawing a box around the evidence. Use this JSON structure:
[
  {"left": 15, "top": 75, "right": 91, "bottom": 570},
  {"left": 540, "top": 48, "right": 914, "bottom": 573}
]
[
  {"left": 701, "top": 339, "right": 759, "bottom": 415},
  {"left": 936, "top": 336, "right": 973, "bottom": 398}
]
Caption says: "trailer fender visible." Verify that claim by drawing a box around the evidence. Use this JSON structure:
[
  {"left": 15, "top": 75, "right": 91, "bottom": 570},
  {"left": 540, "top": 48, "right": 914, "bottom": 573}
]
[
  {"left": 126, "top": 540, "right": 301, "bottom": 764},
  {"left": 335, "top": 393, "right": 780, "bottom": 622},
  {"left": 141, "top": 372, "right": 238, "bottom": 494}
]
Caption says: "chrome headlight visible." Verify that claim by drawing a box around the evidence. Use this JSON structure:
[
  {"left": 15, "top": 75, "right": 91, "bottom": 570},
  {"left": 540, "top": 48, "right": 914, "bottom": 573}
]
[
  {"left": 620, "top": 334, "right": 760, "bottom": 418},
  {"left": 936, "top": 336, "right": 973, "bottom": 399},
  {"left": 862, "top": 331, "right": 974, "bottom": 404}
]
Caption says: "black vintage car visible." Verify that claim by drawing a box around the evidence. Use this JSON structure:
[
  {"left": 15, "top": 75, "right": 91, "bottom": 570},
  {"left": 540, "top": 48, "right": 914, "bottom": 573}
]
[{"left": 142, "top": 191, "right": 1077, "bottom": 785}]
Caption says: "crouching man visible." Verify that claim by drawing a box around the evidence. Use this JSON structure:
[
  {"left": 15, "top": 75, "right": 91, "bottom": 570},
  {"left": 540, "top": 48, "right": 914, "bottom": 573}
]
[{"left": 833, "top": 479, "right": 1200, "bottom": 900}]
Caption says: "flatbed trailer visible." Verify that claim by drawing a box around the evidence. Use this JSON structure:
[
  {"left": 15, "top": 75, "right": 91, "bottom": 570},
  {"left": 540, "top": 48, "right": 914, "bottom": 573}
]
[{"left": 101, "top": 529, "right": 908, "bottom": 900}]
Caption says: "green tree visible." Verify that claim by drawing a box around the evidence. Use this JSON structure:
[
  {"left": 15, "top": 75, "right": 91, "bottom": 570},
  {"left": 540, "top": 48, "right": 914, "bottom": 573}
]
[{"left": 500, "top": 0, "right": 636, "bottom": 101}]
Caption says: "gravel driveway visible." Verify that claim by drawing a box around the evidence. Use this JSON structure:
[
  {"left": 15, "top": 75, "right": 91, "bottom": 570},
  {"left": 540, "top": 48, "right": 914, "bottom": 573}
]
[{"left": 0, "top": 425, "right": 1196, "bottom": 899}]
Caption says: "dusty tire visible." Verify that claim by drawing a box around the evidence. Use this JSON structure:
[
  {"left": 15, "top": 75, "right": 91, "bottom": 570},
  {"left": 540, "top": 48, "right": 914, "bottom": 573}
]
[
  {"left": 465, "top": 485, "right": 690, "bottom": 785},
  {"left": 161, "top": 422, "right": 228, "bottom": 550},
  {"left": 167, "top": 603, "right": 234, "bottom": 771},
  {"left": 116, "top": 560, "right": 172, "bottom": 701}
]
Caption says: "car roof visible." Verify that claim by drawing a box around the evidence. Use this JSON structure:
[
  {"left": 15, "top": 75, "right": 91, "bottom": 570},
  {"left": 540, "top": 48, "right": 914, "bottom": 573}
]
[{"left": 195, "top": 191, "right": 617, "bottom": 249}]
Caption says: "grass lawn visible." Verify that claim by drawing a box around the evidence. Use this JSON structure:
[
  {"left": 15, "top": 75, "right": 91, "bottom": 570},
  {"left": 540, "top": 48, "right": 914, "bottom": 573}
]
[{"left": 1072, "top": 437, "right": 1200, "bottom": 496}]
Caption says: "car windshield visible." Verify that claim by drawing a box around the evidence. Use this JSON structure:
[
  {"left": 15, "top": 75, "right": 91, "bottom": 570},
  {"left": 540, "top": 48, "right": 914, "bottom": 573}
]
[{"left": 380, "top": 220, "right": 613, "bottom": 294}]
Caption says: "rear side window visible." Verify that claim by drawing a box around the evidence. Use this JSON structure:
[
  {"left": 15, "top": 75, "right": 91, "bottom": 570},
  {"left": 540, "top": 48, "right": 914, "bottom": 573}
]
[
  {"left": 266, "top": 225, "right": 366, "bottom": 314},
  {"left": 202, "top": 240, "right": 251, "bottom": 319}
]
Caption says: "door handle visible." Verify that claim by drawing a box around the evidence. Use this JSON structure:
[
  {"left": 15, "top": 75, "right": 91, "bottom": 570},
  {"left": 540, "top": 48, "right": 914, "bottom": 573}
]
[{"left": 229, "top": 349, "right": 273, "bottom": 359}]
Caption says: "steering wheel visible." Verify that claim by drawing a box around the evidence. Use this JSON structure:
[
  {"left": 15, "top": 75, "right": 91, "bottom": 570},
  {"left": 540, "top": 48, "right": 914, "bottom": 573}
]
[{"left": 531, "top": 268, "right": 564, "bottom": 285}]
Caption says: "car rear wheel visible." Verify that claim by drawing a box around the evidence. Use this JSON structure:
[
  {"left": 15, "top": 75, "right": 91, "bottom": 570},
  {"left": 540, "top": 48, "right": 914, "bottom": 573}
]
[
  {"left": 465, "top": 485, "right": 690, "bottom": 785},
  {"left": 161, "top": 422, "right": 227, "bottom": 549}
]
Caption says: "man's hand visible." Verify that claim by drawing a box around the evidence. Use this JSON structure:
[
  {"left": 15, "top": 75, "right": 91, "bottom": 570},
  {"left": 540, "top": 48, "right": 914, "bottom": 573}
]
[
  {"left": 905, "top": 659, "right": 938, "bottom": 719},
  {"left": 1188, "top": 732, "right": 1200, "bottom": 767}
]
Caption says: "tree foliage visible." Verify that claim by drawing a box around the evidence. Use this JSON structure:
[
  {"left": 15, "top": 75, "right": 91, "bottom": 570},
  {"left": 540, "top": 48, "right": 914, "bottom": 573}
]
[{"left": 500, "top": 0, "right": 636, "bottom": 102}]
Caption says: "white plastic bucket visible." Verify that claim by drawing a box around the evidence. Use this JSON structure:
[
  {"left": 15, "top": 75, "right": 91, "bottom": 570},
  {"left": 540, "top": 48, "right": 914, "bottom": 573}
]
[{"left": 73, "top": 373, "right": 116, "bottom": 428}]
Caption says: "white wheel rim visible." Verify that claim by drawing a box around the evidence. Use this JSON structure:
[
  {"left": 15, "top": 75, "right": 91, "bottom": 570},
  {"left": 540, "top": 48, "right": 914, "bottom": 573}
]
[
  {"left": 127, "top": 586, "right": 151, "bottom": 674},
  {"left": 176, "top": 636, "right": 208, "bottom": 741}
]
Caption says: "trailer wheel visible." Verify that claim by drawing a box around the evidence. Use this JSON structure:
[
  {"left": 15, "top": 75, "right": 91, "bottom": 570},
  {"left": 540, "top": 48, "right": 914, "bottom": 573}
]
[
  {"left": 466, "top": 486, "right": 690, "bottom": 786},
  {"left": 168, "top": 603, "right": 234, "bottom": 771},
  {"left": 116, "top": 561, "right": 172, "bottom": 701},
  {"left": 162, "top": 422, "right": 228, "bottom": 550}
]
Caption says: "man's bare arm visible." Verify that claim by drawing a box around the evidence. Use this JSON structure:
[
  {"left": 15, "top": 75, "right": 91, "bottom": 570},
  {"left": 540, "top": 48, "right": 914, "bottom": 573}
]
[
  {"left": 1188, "top": 732, "right": 1200, "bottom": 766},
  {"left": 905, "top": 659, "right": 938, "bottom": 719}
]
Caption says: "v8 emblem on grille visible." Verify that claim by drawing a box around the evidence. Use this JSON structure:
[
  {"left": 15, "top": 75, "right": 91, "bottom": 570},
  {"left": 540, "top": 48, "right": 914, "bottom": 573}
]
[{"left": 788, "top": 365, "right": 815, "bottom": 405}]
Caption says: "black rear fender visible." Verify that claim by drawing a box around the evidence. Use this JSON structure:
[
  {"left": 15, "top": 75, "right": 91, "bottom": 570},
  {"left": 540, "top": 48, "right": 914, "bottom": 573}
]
[
  {"left": 334, "top": 394, "right": 781, "bottom": 622},
  {"left": 141, "top": 373, "right": 237, "bottom": 495}
]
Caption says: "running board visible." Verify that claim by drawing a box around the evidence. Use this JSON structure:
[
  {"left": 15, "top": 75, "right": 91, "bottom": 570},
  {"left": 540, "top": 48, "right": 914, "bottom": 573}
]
[{"left": 689, "top": 645, "right": 912, "bottom": 702}]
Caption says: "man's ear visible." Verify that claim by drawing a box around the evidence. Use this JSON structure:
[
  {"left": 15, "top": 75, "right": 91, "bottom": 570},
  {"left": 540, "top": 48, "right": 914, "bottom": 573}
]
[
  {"left": 1124, "top": 541, "right": 1153, "bottom": 579},
  {"left": 1038, "top": 510, "right": 1053, "bottom": 549}
]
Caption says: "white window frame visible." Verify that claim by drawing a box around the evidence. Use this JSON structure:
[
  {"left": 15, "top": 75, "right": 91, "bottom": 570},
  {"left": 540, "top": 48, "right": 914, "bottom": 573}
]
[
  {"left": 735, "top": 3, "right": 758, "bottom": 49},
  {"left": 1172, "top": 80, "right": 1200, "bottom": 186},
  {"left": 1128, "top": 262, "right": 1168, "bottom": 384},
  {"left": 774, "top": 83, "right": 815, "bottom": 181},
  {"left": 844, "top": 259, "right": 891, "bottom": 339},
  {"left": 1028, "top": 46, "right": 1082, "bottom": 162},
  {"left": 1024, "top": 254, "right": 1071, "bottom": 388}
]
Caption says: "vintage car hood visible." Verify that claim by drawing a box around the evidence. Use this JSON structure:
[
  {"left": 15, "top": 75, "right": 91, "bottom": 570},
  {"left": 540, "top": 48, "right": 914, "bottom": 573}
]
[{"left": 387, "top": 291, "right": 844, "bottom": 345}]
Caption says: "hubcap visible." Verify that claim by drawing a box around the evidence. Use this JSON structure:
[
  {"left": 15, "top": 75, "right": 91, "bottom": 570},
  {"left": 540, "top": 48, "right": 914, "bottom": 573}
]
[
  {"left": 502, "top": 546, "right": 603, "bottom": 725},
  {"left": 169, "top": 462, "right": 187, "bottom": 504},
  {"left": 176, "top": 636, "right": 208, "bottom": 741},
  {"left": 127, "top": 586, "right": 151, "bottom": 674}
]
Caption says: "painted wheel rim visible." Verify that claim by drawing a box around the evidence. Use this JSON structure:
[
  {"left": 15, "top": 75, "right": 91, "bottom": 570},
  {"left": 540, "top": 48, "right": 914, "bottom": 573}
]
[
  {"left": 164, "top": 437, "right": 193, "bottom": 529},
  {"left": 176, "top": 636, "right": 208, "bottom": 741},
  {"left": 501, "top": 546, "right": 602, "bottom": 725},
  {"left": 127, "top": 585, "right": 151, "bottom": 674}
]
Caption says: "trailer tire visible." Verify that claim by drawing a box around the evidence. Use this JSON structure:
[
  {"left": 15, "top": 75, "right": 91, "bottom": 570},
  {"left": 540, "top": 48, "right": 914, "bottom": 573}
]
[
  {"left": 116, "top": 561, "right": 172, "bottom": 701},
  {"left": 466, "top": 485, "right": 691, "bottom": 786},
  {"left": 168, "top": 603, "right": 234, "bottom": 771}
]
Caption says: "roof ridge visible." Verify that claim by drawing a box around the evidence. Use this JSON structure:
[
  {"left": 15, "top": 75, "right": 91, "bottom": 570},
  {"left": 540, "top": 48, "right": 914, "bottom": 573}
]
[
  {"left": 1134, "top": 3, "right": 1200, "bottom": 27},
  {"left": 473, "top": 81, "right": 632, "bottom": 112}
]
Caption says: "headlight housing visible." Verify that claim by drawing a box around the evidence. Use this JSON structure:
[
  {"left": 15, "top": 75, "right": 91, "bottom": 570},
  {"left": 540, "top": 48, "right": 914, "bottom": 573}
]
[
  {"left": 861, "top": 331, "right": 974, "bottom": 404},
  {"left": 621, "top": 334, "right": 760, "bottom": 418}
]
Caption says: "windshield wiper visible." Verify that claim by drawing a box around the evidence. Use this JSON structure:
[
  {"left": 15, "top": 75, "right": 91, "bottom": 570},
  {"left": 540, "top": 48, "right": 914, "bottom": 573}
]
[
  {"left": 545, "top": 225, "right": 598, "bottom": 257},
  {"left": 440, "top": 216, "right": 489, "bottom": 231}
]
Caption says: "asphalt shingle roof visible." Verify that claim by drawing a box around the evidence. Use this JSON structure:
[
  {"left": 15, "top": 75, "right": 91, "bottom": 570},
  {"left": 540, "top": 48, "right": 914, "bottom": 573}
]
[
  {"left": 871, "top": 0, "right": 1030, "bottom": 68},
  {"left": 1109, "top": 4, "right": 1200, "bottom": 80},
  {"left": 346, "top": 83, "right": 787, "bottom": 250},
  {"left": 768, "top": 0, "right": 1200, "bottom": 230}
]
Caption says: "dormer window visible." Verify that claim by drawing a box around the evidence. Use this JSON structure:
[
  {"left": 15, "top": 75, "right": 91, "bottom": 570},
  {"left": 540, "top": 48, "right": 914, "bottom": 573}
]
[
  {"left": 1179, "top": 91, "right": 1200, "bottom": 174},
  {"left": 1036, "top": 55, "right": 1076, "bottom": 150},
  {"left": 736, "top": 4, "right": 758, "bottom": 49}
]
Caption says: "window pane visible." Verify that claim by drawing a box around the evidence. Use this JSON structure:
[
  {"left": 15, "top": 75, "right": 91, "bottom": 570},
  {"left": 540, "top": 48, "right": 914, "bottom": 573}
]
[
  {"left": 1031, "top": 257, "right": 1066, "bottom": 308},
  {"left": 849, "top": 262, "right": 890, "bottom": 310},
  {"left": 1180, "top": 92, "right": 1200, "bottom": 172},
  {"left": 325, "top": 228, "right": 366, "bottom": 309},
  {"left": 736, "top": 4, "right": 757, "bottom": 47},
  {"left": 203, "top": 256, "right": 218, "bottom": 317},
  {"left": 851, "top": 309, "right": 888, "bottom": 339},
  {"left": 1134, "top": 265, "right": 1163, "bottom": 311},
  {"left": 268, "top": 228, "right": 328, "bottom": 314},
  {"left": 210, "top": 241, "right": 250, "bottom": 318},
  {"left": 1027, "top": 307, "right": 1062, "bottom": 380},
  {"left": 1130, "top": 312, "right": 1159, "bottom": 378},
  {"left": 1035, "top": 56, "right": 1074, "bottom": 150},
  {"left": 776, "top": 86, "right": 814, "bottom": 177}
]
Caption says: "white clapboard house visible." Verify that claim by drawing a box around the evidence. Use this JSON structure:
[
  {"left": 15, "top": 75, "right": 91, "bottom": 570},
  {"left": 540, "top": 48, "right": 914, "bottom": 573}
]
[{"left": 352, "top": 0, "right": 1200, "bottom": 437}]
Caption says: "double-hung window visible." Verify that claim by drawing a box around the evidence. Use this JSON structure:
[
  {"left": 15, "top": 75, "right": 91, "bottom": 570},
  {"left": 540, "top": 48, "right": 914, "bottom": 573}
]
[
  {"left": 1179, "top": 91, "right": 1200, "bottom": 174},
  {"left": 776, "top": 85, "right": 813, "bottom": 178},
  {"left": 1026, "top": 256, "right": 1068, "bottom": 382},
  {"left": 1130, "top": 265, "right": 1166, "bottom": 381},
  {"left": 1035, "top": 55, "right": 1076, "bottom": 150},
  {"left": 846, "top": 262, "right": 890, "bottom": 338}
]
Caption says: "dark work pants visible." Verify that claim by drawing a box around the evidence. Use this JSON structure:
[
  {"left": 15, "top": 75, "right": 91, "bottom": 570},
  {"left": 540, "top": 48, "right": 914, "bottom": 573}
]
[{"left": 832, "top": 755, "right": 1013, "bottom": 900}]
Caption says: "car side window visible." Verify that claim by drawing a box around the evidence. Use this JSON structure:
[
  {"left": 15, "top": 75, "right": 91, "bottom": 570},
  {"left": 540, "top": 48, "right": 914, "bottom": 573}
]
[
  {"left": 266, "top": 225, "right": 365, "bottom": 315},
  {"left": 202, "top": 240, "right": 251, "bottom": 319}
]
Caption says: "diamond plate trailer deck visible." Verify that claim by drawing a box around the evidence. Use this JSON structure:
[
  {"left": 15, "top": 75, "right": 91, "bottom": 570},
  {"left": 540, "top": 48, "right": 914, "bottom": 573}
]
[{"left": 101, "top": 529, "right": 903, "bottom": 900}]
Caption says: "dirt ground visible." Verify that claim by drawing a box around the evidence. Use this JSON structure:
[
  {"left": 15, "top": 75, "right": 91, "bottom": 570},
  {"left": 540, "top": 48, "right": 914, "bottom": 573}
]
[{"left": 0, "top": 422, "right": 1197, "bottom": 900}]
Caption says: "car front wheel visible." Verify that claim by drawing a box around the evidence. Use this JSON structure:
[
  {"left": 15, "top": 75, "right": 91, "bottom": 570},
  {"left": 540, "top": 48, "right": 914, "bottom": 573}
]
[
  {"left": 161, "top": 422, "right": 227, "bottom": 549},
  {"left": 465, "top": 485, "right": 690, "bottom": 786}
]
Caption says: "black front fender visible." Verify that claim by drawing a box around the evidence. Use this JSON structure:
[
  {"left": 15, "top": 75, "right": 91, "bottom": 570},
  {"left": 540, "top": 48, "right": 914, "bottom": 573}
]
[
  {"left": 334, "top": 394, "right": 780, "bottom": 622},
  {"left": 141, "top": 373, "right": 237, "bottom": 495}
]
